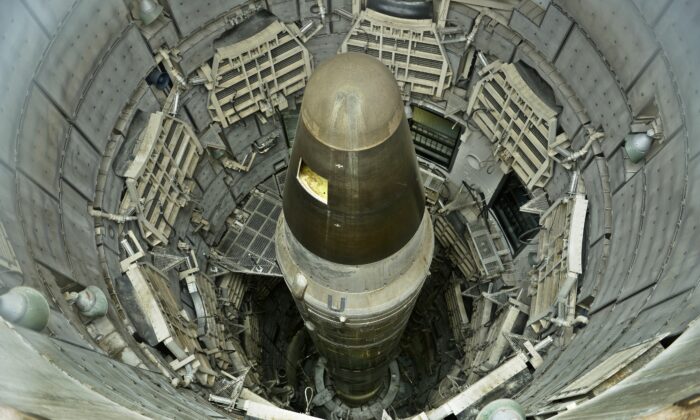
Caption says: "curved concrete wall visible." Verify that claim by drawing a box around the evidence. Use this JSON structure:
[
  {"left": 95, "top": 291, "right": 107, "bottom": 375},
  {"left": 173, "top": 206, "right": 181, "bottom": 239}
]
[{"left": 0, "top": 0, "right": 698, "bottom": 417}]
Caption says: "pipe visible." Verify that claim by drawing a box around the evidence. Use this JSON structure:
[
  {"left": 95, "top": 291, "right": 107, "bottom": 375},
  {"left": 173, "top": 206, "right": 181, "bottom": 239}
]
[
  {"left": 170, "top": 89, "right": 180, "bottom": 115},
  {"left": 333, "top": 8, "right": 354, "bottom": 21},
  {"left": 88, "top": 207, "right": 137, "bottom": 223},
  {"left": 299, "top": 20, "right": 315, "bottom": 35},
  {"left": 568, "top": 170, "right": 580, "bottom": 195},
  {"left": 563, "top": 129, "right": 604, "bottom": 163},
  {"left": 465, "top": 14, "right": 483, "bottom": 50},
  {"left": 316, "top": 0, "right": 326, "bottom": 24}
]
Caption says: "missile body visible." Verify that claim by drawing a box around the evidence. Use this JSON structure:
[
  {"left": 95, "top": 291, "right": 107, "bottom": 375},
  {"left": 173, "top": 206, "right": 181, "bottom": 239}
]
[{"left": 275, "top": 53, "right": 434, "bottom": 405}]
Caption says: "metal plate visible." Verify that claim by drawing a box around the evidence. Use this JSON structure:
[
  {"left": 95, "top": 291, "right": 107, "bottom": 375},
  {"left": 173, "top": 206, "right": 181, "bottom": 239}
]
[
  {"left": 641, "top": 151, "right": 700, "bottom": 309},
  {"left": 0, "top": 164, "right": 39, "bottom": 287},
  {"left": 626, "top": 54, "right": 683, "bottom": 139},
  {"left": 208, "top": 190, "right": 236, "bottom": 233},
  {"left": 607, "top": 147, "right": 627, "bottom": 194},
  {"left": 554, "top": 312, "right": 700, "bottom": 419},
  {"left": 509, "top": 4, "right": 572, "bottom": 61},
  {"left": 164, "top": 0, "right": 248, "bottom": 37},
  {"left": 17, "top": 174, "right": 72, "bottom": 279},
  {"left": 655, "top": 0, "right": 700, "bottom": 156},
  {"left": 182, "top": 85, "right": 212, "bottom": 132},
  {"left": 22, "top": 0, "right": 77, "bottom": 36},
  {"left": 590, "top": 171, "right": 644, "bottom": 313},
  {"left": 549, "top": 334, "right": 666, "bottom": 401},
  {"left": 632, "top": 0, "right": 673, "bottom": 26},
  {"left": 60, "top": 182, "right": 102, "bottom": 287},
  {"left": 62, "top": 127, "right": 101, "bottom": 200},
  {"left": 37, "top": 0, "right": 129, "bottom": 116},
  {"left": 474, "top": 21, "right": 519, "bottom": 63},
  {"left": 201, "top": 174, "right": 231, "bottom": 221},
  {"left": 577, "top": 236, "right": 606, "bottom": 303},
  {"left": 75, "top": 26, "right": 155, "bottom": 151},
  {"left": 523, "top": 298, "right": 639, "bottom": 411},
  {"left": 560, "top": 1, "right": 658, "bottom": 90},
  {"left": 0, "top": 321, "right": 223, "bottom": 419},
  {"left": 619, "top": 133, "right": 684, "bottom": 300},
  {"left": 554, "top": 27, "right": 632, "bottom": 157},
  {"left": 0, "top": 2, "right": 48, "bottom": 169},
  {"left": 16, "top": 86, "right": 68, "bottom": 195}
]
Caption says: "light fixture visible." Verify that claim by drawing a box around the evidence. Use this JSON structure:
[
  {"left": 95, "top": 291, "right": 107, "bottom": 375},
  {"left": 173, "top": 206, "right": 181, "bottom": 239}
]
[
  {"left": 0, "top": 286, "right": 50, "bottom": 331},
  {"left": 138, "top": 0, "right": 163, "bottom": 26},
  {"left": 625, "top": 132, "right": 653, "bottom": 163}
]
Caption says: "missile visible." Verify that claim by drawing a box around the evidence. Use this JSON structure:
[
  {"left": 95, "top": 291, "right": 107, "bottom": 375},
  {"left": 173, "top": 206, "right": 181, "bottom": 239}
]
[{"left": 275, "top": 53, "right": 434, "bottom": 406}]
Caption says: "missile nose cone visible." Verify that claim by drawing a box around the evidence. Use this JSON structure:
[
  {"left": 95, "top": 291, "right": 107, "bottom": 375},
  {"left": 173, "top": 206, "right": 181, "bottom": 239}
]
[
  {"left": 283, "top": 53, "right": 425, "bottom": 265},
  {"left": 300, "top": 53, "right": 404, "bottom": 151}
]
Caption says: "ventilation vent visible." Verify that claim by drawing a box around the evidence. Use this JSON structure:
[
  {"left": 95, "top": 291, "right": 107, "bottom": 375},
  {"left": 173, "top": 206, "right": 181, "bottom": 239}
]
[{"left": 340, "top": 9, "right": 452, "bottom": 98}]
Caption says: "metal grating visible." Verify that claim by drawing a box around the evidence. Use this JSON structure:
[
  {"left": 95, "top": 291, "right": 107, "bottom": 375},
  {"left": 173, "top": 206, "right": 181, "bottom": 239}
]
[
  {"left": 444, "top": 282, "right": 469, "bottom": 343},
  {"left": 257, "top": 175, "right": 279, "bottom": 198},
  {"left": 467, "top": 304, "right": 523, "bottom": 383},
  {"left": 216, "top": 190, "right": 282, "bottom": 276},
  {"left": 467, "top": 61, "right": 569, "bottom": 189},
  {"left": 121, "top": 258, "right": 214, "bottom": 385},
  {"left": 520, "top": 189, "right": 550, "bottom": 214},
  {"left": 201, "top": 20, "right": 312, "bottom": 127},
  {"left": 0, "top": 220, "right": 21, "bottom": 274},
  {"left": 528, "top": 194, "right": 587, "bottom": 332},
  {"left": 275, "top": 169, "right": 287, "bottom": 197},
  {"left": 340, "top": 9, "right": 452, "bottom": 98},
  {"left": 434, "top": 213, "right": 480, "bottom": 280},
  {"left": 120, "top": 112, "right": 203, "bottom": 246},
  {"left": 151, "top": 249, "right": 187, "bottom": 272},
  {"left": 219, "top": 273, "right": 248, "bottom": 317},
  {"left": 184, "top": 270, "right": 233, "bottom": 370}
]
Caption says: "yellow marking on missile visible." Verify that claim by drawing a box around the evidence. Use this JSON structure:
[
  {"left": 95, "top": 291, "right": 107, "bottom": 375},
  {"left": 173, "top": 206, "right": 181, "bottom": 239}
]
[{"left": 297, "top": 160, "right": 328, "bottom": 204}]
